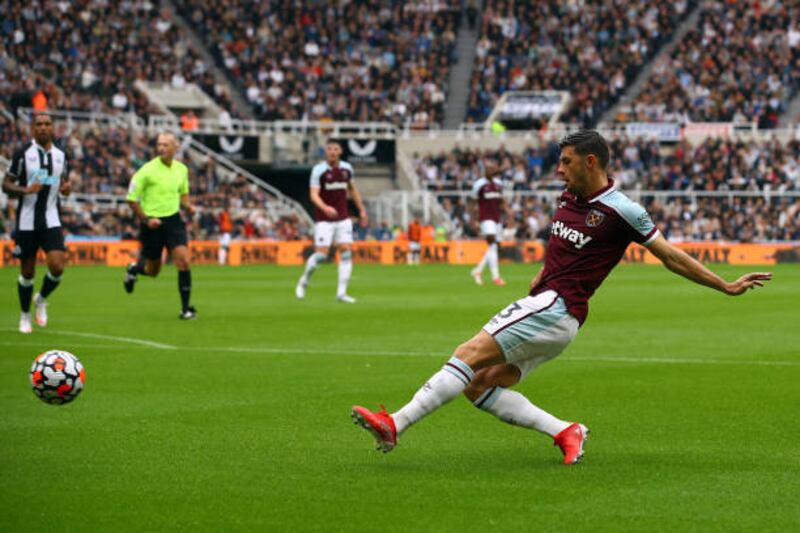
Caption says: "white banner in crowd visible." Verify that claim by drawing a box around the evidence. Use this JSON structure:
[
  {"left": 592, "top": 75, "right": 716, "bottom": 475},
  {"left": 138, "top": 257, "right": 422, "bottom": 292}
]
[{"left": 624, "top": 122, "right": 681, "bottom": 142}]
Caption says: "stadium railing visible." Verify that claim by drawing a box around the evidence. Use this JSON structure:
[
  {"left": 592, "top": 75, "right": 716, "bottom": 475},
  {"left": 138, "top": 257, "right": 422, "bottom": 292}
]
[{"left": 14, "top": 108, "right": 313, "bottom": 230}]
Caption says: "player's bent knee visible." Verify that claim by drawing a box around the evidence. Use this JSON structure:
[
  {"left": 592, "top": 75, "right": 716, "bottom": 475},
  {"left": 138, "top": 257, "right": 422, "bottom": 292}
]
[{"left": 454, "top": 330, "right": 505, "bottom": 369}]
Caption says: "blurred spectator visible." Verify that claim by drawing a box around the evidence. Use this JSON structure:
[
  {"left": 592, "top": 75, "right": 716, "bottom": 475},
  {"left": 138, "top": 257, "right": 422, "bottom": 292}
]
[
  {"left": 466, "top": 0, "right": 695, "bottom": 127},
  {"left": 0, "top": 0, "right": 234, "bottom": 118},
  {"left": 620, "top": 1, "right": 800, "bottom": 125},
  {"left": 173, "top": 0, "right": 460, "bottom": 127}
]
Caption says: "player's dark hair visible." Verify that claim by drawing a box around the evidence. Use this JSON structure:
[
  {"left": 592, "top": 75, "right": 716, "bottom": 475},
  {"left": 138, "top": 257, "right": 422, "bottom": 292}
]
[{"left": 558, "top": 130, "right": 609, "bottom": 169}]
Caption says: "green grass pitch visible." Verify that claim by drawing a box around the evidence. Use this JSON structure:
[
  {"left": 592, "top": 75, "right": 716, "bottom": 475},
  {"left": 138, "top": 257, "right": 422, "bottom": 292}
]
[{"left": 1, "top": 262, "right": 798, "bottom": 532}]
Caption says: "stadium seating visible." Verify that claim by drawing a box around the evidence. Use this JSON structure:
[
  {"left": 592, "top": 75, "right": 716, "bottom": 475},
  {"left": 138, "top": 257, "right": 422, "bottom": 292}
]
[
  {"left": 618, "top": 1, "right": 800, "bottom": 125},
  {"left": 419, "top": 137, "right": 800, "bottom": 242},
  {"left": 465, "top": 0, "right": 697, "bottom": 126},
  {"left": 173, "top": 0, "right": 461, "bottom": 126},
  {"left": 0, "top": 0, "right": 235, "bottom": 118}
]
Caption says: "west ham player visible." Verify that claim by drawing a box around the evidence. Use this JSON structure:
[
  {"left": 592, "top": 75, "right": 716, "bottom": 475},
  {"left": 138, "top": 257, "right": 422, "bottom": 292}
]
[
  {"left": 296, "top": 141, "right": 367, "bottom": 303},
  {"left": 2, "top": 113, "right": 72, "bottom": 334},
  {"left": 352, "top": 130, "right": 771, "bottom": 464},
  {"left": 470, "top": 159, "right": 506, "bottom": 286}
]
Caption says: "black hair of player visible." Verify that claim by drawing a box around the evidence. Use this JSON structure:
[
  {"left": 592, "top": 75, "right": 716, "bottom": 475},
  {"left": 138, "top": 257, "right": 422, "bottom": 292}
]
[{"left": 558, "top": 130, "right": 609, "bottom": 170}]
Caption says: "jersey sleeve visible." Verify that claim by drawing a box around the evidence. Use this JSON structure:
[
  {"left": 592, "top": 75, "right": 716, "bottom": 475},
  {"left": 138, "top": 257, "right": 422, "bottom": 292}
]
[
  {"left": 309, "top": 163, "right": 325, "bottom": 188},
  {"left": 7, "top": 148, "right": 26, "bottom": 180},
  {"left": 611, "top": 195, "right": 659, "bottom": 245},
  {"left": 471, "top": 178, "right": 486, "bottom": 198},
  {"left": 126, "top": 165, "right": 146, "bottom": 202},
  {"left": 61, "top": 151, "right": 70, "bottom": 183},
  {"left": 342, "top": 161, "right": 355, "bottom": 181},
  {"left": 178, "top": 164, "right": 189, "bottom": 195}
]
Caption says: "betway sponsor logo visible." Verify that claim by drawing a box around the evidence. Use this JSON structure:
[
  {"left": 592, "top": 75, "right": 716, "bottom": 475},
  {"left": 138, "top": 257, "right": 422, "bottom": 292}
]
[
  {"left": 324, "top": 182, "right": 349, "bottom": 190},
  {"left": 483, "top": 191, "right": 502, "bottom": 199},
  {"left": 551, "top": 220, "right": 592, "bottom": 249}
]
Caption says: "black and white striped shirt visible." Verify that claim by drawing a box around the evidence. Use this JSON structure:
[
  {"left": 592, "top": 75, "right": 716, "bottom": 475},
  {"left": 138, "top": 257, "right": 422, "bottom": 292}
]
[{"left": 7, "top": 141, "right": 69, "bottom": 231}]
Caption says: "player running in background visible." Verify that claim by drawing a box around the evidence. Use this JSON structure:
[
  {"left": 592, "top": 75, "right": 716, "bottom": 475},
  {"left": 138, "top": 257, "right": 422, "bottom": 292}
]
[
  {"left": 123, "top": 132, "right": 198, "bottom": 319},
  {"left": 407, "top": 218, "right": 422, "bottom": 265},
  {"left": 295, "top": 140, "right": 367, "bottom": 303},
  {"left": 218, "top": 206, "right": 232, "bottom": 265},
  {"left": 352, "top": 130, "right": 771, "bottom": 464},
  {"left": 2, "top": 113, "right": 72, "bottom": 333},
  {"left": 470, "top": 159, "right": 506, "bottom": 286}
]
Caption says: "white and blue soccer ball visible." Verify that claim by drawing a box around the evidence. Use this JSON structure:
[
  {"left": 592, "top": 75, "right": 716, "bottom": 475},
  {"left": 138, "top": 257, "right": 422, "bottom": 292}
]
[{"left": 29, "top": 350, "right": 85, "bottom": 405}]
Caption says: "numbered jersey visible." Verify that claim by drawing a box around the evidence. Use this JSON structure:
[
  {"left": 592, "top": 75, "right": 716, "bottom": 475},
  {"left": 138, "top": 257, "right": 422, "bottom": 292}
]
[
  {"left": 530, "top": 180, "right": 659, "bottom": 325},
  {"left": 471, "top": 177, "right": 503, "bottom": 222},
  {"left": 7, "top": 141, "right": 69, "bottom": 231},
  {"left": 310, "top": 160, "right": 354, "bottom": 222}
]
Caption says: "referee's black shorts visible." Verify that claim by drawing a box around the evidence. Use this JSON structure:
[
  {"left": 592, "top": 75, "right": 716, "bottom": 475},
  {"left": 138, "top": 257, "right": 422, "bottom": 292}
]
[
  {"left": 13, "top": 227, "right": 66, "bottom": 259},
  {"left": 139, "top": 213, "right": 188, "bottom": 260}
]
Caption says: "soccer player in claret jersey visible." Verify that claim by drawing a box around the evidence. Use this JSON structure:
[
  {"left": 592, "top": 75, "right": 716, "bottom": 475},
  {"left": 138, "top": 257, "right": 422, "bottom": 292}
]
[
  {"left": 352, "top": 130, "right": 772, "bottom": 464},
  {"left": 470, "top": 159, "right": 506, "bottom": 286},
  {"left": 2, "top": 113, "right": 72, "bottom": 333},
  {"left": 295, "top": 141, "right": 367, "bottom": 303}
]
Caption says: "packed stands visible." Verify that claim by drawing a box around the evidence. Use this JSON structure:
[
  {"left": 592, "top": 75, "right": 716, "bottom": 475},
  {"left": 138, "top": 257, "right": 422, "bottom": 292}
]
[
  {"left": 619, "top": 1, "right": 800, "bottom": 126},
  {"left": 418, "top": 137, "right": 800, "bottom": 242},
  {"left": 0, "top": 0, "right": 235, "bottom": 118},
  {"left": 465, "top": 0, "right": 697, "bottom": 126},
  {"left": 174, "top": 0, "right": 460, "bottom": 127}
]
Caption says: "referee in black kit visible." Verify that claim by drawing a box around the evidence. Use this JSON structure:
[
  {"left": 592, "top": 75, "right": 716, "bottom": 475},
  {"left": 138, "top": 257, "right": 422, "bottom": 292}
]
[{"left": 123, "top": 132, "right": 197, "bottom": 319}]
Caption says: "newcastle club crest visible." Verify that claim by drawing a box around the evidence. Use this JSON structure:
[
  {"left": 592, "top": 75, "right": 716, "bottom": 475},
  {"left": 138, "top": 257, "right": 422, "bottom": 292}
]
[{"left": 585, "top": 209, "right": 605, "bottom": 228}]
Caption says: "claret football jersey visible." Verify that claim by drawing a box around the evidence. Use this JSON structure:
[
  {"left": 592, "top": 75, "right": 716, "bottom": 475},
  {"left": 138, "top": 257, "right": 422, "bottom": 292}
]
[
  {"left": 310, "top": 160, "right": 354, "bottom": 222},
  {"left": 471, "top": 177, "right": 503, "bottom": 223},
  {"left": 530, "top": 180, "right": 659, "bottom": 325}
]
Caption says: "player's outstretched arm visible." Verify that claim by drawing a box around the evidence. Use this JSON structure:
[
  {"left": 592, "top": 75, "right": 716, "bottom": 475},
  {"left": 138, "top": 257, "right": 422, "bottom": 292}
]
[{"left": 646, "top": 235, "right": 772, "bottom": 295}]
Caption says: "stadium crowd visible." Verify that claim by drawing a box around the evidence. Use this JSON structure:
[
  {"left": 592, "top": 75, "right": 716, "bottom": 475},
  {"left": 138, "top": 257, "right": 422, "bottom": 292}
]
[
  {"left": 416, "top": 137, "right": 800, "bottom": 193},
  {"left": 174, "top": 0, "right": 460, "bottom": 127},
  {"left": 419, "top": 136, "right": 800, "bottom": 242},
  {"left": 619, "top": 0, "right": 800, "bottom": 126},
  {"left": 436, "top": 189, "right": 800, "bottom": 243},
  {"left": 0, "top": 125, "right": 303, "bottom": 241},
  {"left": 0, "top": 0, "right": 236, "bottom": 118},
  {"left": 465, "top": 0, "right": 696, "bottom": 126}
]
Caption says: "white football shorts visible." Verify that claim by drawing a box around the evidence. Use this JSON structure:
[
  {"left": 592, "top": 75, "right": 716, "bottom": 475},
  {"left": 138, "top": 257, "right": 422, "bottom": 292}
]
[
  {"left": 480, "top": 220, "right": 502, "bottom": 237},
  {"left": 482, "top": 290, "right": 579, "bottom": 379},
  {"left": 314, "top": 219, "right": 353, "bottom": 247},
  {"left": 219, "top": 232, "right": 231, "bottom": 248}
]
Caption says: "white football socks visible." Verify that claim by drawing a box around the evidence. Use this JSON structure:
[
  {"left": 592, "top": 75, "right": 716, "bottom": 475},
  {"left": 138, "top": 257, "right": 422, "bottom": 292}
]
[
  {"left": 488, "top": 243, "right": 500, "bottom": 280},
  {"left": 392, "top": 357, "right": 474, "bottom": 434},
  {"left": 473, "top": 386, "right": 570, "bottom": 437},
  {"left": 337, "top": 250, "right": 353, "bottom": 297},
  {"left": 300, "top": 251, "right": 326, "bottom": 285}
]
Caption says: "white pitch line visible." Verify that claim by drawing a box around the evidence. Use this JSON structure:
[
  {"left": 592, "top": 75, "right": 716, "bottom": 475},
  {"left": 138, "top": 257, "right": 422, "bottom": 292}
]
[
  {"left": 0, "top": 332, "right": 796, "bottom": 367},
  {"left": 0, "top": 328, "right": 176, "bottom": 350},
  {"left": 186, "top": 345, "right": 800, "bottom": 367}
]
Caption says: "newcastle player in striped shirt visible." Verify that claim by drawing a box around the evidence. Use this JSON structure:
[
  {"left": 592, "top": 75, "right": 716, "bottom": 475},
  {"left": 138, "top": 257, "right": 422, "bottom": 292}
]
[
  {"left": 2, "top": 113, "right": 72, "bottom": 334},
  {"left": 351, "top": 130, "right": 772, "bottom": 464}
]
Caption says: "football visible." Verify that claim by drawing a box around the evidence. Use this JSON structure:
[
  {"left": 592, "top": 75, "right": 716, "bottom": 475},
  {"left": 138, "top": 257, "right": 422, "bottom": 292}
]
[{"left": 29, "top": 350, "right": 86, "bottom": 405}]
